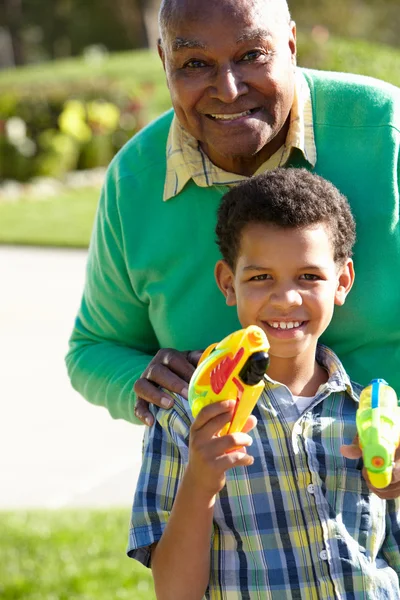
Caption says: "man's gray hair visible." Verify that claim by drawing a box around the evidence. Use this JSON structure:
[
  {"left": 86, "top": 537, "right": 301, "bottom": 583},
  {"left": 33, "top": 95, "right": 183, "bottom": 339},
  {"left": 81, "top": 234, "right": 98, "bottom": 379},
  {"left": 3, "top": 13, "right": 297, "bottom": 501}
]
[{"left": 158, "top": 0, "right": 291, "bottom": 44}]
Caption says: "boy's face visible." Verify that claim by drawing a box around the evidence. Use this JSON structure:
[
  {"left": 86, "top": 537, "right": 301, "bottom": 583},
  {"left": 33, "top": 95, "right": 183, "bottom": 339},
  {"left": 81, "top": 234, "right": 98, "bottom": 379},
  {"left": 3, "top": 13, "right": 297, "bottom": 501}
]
[{"left": 215, "top": 222, "right": 354, "bottom": 363}]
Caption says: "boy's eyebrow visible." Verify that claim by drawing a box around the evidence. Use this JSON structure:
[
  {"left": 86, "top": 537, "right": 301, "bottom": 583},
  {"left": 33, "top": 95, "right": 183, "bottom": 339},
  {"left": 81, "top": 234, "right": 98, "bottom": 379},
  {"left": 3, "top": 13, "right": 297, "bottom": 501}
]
[
  {"left": 172, "top": 28, "right": 271, "bottom": 52},
  {"left": 242, "top": 265, "right": 270, "bottom": 271},
  {"left": 242, "top": 264, "right": 328, "bottom": 271}
]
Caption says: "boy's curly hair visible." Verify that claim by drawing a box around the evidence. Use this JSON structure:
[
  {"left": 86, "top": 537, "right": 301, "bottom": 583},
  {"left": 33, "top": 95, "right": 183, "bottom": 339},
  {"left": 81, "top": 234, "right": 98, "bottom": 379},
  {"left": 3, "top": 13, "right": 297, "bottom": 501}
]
[{"left": 215, "top": 168, "right": 356, "bottom": 269}]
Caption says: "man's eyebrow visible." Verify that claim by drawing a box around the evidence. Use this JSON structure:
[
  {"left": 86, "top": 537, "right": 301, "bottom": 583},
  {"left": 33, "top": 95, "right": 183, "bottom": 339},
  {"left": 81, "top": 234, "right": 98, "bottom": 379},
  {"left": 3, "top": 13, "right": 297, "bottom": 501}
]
[
  {"left": 236, "top": 28, "right": 272, "bottom": 43},
  {"left": 172, "top": 37, "right": 206, "bottom": 51},
  {"left": 171, "top": 28, "right": 271, "bottom": 52}
]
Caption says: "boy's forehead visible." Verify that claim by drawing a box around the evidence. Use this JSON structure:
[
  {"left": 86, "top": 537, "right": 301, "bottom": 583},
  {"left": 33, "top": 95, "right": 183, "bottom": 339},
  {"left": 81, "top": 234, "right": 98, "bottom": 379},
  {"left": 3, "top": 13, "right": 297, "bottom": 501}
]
[{"left": 237, "top": 221, "right": 337, "bottom": 263}]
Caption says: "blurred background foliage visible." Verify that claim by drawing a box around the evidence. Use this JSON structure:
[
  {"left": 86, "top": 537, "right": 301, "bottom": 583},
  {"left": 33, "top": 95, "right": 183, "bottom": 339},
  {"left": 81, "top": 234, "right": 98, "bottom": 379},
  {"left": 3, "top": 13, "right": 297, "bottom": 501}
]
[{"left": 0, "top": 0, "right": 399, "bottom": 183}]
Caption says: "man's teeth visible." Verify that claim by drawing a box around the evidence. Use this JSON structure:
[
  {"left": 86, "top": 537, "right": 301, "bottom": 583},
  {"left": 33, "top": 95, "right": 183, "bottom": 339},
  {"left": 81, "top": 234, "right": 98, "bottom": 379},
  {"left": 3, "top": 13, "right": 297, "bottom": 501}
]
[
  {"left": 268, "top": 321, "right": 301, "bottom": 330},
  {"left": 210, "top": 110, "right": 252, "bottom": 120}
]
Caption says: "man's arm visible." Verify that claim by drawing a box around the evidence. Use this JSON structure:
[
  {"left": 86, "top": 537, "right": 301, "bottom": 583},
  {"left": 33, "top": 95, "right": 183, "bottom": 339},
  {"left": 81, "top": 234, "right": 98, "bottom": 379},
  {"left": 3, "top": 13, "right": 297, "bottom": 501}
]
[
  {"left": 65, "top": 167, "right": 196, "bottom": 424},
  {"left": 65, "top": 169, "right": 159, "bottom": 423}
]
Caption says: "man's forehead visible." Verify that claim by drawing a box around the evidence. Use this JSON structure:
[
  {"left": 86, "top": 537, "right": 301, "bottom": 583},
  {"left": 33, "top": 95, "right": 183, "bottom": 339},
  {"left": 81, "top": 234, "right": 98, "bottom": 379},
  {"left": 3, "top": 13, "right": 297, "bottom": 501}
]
[{"left": 161, "top": 0, "right": 289, "bottom": 34}]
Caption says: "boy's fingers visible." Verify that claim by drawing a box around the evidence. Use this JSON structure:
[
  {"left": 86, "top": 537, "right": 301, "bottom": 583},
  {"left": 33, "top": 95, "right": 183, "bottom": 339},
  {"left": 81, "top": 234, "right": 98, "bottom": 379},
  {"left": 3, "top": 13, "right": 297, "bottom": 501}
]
[
  {"left": 208, "top": 432, "right": 253, "bottom": 458},
  {"left": 340, "top": 443, "right": 362, "bottom": 460},
  {"left": 340, "top": 434, "right": 362, "bottom": 459},
  {"left": 362, "top": 466, "right": 400, "bottom": 499},
  {"left": 394, "top": 444, "right": 400, "bottom": 463},
  {"left": 191, "top": 400, "right": 236, "bottom": 432},
  {"left": 241, "top": 415, "right": 258, "bottom": 434},
  {"left": 217, "top": 450, "right": 254, "bottom": 471}
]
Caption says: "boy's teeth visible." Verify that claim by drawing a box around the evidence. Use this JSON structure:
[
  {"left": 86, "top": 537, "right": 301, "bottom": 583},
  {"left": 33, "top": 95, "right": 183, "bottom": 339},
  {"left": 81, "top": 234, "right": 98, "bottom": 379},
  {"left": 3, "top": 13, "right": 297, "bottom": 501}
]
[{"left": 269, "top": 321, "right": 301, "bottom": 329}]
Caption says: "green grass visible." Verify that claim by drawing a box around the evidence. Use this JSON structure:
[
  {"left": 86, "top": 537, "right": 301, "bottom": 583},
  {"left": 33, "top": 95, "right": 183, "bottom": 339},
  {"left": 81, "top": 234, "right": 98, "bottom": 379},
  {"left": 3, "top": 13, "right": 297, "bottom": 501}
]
[
  {"left": 0, "top": 188, "right": 99, "bottom": 247},
  {"left": 0, "top": 509, "right": 156, "bottom": 600}
]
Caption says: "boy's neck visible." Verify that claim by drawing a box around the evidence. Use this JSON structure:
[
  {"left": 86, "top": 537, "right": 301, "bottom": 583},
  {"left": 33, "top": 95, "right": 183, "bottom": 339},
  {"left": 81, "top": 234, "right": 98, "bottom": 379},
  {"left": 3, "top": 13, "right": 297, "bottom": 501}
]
[{"left": 266, "top": 353, "right": 328, "bottom": 397}]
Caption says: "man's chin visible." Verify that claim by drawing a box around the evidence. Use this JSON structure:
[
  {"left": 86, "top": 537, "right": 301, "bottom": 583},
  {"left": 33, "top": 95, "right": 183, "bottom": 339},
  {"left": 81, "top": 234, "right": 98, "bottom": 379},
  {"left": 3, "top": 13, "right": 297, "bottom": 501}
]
[{"left": 204, "top": 141, "right": 273, "bottom": 173}]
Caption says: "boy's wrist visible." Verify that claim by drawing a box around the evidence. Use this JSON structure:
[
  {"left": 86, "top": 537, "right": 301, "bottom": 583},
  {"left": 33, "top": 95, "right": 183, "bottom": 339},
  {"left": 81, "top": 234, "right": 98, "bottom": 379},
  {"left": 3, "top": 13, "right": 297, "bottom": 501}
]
[{"left": 182, "top": 467, "right": 218, "bottom": 507}]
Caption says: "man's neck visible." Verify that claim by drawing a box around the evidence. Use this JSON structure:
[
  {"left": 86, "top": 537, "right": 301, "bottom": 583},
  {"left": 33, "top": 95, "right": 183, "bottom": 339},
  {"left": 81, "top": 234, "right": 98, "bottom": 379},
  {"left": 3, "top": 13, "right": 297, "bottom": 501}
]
[{"left": 267, "top": 353, "right": 328, "bottom": 397}]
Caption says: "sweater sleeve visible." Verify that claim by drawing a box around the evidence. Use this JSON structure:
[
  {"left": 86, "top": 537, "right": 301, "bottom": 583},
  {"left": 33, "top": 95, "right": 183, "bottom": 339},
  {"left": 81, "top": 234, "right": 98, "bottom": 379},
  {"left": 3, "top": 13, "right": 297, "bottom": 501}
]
[{"left": 65, "top": 164, "right": 160, "bottom": 424}]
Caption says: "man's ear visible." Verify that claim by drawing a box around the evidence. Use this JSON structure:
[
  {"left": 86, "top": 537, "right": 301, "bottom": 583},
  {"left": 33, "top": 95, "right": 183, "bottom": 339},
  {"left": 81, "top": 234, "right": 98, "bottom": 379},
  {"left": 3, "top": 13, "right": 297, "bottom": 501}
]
[
  {"left": 157, "top": 39, "right": 166, "bottom": 70},
  {"left": 214, "top": 260, "right": 237, "bottom": 307},
  {"left": 334, "top": 258, "right": 355, "bottom": 306}
]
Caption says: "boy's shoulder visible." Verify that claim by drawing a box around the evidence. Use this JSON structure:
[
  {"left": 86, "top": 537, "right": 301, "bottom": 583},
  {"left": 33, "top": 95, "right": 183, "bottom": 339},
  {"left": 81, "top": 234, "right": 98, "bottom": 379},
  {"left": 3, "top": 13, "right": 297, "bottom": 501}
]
[{"left": 149, "top": 392, "right": 193, "bottom": 438}]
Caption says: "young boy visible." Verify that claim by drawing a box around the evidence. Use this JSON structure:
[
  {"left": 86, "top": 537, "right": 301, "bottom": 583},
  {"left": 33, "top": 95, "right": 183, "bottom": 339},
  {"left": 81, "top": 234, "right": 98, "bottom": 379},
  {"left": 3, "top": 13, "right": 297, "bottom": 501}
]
[{"left": 127, "top": 169, "right": 400, "bottom": 599}]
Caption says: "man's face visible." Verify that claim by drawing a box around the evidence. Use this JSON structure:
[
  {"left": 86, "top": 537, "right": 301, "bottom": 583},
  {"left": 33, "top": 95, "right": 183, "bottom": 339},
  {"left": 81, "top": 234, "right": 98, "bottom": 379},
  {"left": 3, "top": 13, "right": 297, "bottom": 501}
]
[
  {"left": 216, "top": 222, "right": 353, "bottom": 367},
  {"left": 159, "top": 0, "right": 297, "bottom": 175}
]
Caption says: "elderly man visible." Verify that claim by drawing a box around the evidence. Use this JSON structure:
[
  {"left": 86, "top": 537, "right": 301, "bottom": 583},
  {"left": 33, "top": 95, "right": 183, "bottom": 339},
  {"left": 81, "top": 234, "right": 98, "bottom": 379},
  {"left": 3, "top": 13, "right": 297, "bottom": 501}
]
[{"left": 66, "top": 0, "right": 400, "bottom": 496}]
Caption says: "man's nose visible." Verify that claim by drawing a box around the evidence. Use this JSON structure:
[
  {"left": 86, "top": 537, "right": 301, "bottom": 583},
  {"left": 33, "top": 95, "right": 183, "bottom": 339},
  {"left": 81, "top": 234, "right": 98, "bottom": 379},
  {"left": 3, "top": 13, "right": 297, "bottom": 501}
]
[
  {"left": 209, "top": 65, "right": 247, "bottom": 103},
  {"left": 269, "top": 287, "right": 302, "bottom": 309}
]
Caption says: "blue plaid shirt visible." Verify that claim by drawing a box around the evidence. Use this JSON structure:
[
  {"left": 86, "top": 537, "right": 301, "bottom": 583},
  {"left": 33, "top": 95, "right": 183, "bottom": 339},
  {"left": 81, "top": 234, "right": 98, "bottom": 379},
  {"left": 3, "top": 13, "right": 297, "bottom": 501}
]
[{"left": 128, "top": 345, "right": 400, "bottom": 599}]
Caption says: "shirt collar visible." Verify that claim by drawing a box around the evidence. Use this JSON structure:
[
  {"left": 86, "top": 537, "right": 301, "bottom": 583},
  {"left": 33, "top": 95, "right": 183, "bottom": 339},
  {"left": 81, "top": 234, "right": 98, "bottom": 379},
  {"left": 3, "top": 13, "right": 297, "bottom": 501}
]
[
  {"left": 163, "top": 68, "right": 316, "bottom": 202},
  {"left": 264, "top": 343, "right": 360, "bottom": 405}
]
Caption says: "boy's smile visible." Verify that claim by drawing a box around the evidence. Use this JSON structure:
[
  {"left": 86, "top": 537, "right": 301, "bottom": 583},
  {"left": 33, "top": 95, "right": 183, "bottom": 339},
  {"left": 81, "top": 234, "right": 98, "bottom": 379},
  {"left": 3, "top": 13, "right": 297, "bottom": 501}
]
[{"left": 216, "top": 222, "right": 354, "bottom": 387}]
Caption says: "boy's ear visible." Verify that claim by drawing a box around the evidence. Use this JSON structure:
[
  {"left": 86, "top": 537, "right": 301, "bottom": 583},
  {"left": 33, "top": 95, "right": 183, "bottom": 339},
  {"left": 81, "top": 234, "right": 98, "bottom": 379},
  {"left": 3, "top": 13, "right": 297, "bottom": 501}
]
[
  {"left": 214, "top": 260, "right": 237, "bottom": 306},
  {"left": 334, "top": 258, "right": 355, "bottom": 306}
]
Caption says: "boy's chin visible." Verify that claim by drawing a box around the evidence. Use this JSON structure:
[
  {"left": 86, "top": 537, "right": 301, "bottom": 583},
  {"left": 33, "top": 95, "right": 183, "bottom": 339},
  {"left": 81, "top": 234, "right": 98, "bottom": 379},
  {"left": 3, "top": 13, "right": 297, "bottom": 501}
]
[{"left": 268, "top": 343, "right": 311, "bottom": 360}]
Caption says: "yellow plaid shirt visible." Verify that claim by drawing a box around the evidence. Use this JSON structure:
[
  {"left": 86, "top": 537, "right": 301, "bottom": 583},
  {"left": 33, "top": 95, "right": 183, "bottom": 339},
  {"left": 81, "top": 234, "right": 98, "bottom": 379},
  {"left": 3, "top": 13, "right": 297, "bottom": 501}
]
[{"left": 163, "top": 68, "right": 316, "bottom": 201}]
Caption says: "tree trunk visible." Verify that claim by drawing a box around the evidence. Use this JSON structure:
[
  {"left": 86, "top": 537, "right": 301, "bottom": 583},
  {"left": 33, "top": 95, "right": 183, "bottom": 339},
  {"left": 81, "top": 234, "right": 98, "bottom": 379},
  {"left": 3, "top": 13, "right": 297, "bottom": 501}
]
[{"left": 2, "top": 0, "right": 24, "bottom": 65}]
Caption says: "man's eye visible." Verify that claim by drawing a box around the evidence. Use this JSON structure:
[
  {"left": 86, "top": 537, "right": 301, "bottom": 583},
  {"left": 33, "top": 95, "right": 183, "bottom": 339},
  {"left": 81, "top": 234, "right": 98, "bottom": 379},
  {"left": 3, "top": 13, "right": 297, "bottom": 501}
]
[
  {"left": 184, "top": 59, "right": 207, "bottom": 69},
  {"left": 241, "top": 50, "right": 264, "bottom": 62}
]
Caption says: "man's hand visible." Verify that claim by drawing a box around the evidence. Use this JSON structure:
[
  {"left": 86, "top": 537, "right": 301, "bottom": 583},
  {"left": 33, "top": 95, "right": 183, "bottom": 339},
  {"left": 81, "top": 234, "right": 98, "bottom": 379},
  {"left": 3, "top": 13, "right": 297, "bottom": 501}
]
[
  {"left": 340, "top": 435, "right": 400, "bottom": 499},
  {"left": 133, "top": 349, "right": 203, "bottom": 425},
  {"left": 184, "top": 400, "right": 257, "bottom": 498}
]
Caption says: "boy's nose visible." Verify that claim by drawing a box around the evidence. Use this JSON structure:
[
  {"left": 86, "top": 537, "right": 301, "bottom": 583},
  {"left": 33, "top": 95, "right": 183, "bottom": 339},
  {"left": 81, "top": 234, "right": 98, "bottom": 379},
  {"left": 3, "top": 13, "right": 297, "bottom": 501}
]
[{"left": 269, "top": 288, "right": 302, "bottom": 309}]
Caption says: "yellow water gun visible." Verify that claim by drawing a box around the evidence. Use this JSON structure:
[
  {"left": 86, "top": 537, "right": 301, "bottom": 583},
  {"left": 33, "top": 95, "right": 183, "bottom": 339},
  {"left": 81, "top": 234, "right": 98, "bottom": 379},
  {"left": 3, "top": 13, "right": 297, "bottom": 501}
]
[
  {"left": 188, "top": 325, "right": 270, "bottom": 435},
  {"left": 356, "top": 379, "right": 400, "bottom": 488}
]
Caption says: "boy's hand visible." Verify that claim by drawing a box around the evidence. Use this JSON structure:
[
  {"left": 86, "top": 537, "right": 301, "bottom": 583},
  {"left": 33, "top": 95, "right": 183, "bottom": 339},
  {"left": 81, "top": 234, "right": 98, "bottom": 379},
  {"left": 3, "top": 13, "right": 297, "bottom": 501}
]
[
  {"left": 340, "top": 435, "right": 400, "bottom": 499},
  {"left": 185, "top": 400, "right": 257, "bottom": 498},
  {"left": 133, "top": 349, "right": 203, "bottom": 425}
]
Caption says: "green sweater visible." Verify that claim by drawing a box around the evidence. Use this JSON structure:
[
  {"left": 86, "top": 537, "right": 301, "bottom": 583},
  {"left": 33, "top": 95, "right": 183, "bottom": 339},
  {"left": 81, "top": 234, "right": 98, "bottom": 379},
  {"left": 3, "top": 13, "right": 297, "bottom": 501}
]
[{"left": 66, "top": 68, "right": 400, "bottom": 423}]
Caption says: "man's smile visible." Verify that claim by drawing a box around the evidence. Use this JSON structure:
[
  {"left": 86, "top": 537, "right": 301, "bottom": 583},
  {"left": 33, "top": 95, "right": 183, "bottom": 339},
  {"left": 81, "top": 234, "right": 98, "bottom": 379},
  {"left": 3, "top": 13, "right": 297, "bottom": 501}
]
[{"left": 205, "top": 107, "right": 262, "bottom": 121}]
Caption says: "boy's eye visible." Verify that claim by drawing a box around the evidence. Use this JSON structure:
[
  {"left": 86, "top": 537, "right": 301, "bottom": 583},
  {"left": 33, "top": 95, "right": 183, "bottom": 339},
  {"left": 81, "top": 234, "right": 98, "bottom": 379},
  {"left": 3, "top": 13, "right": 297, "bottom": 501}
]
[
  {"left": 300, "top": 273, "right": 321, "bottom": 281},
  {"left": 249, "top": 274, "right": 271, "bottom": 281}
]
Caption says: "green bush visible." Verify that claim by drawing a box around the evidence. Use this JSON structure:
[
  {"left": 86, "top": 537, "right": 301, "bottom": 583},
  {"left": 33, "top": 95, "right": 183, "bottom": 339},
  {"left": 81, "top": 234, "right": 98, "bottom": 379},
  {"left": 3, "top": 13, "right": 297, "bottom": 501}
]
[{"left": 0, "top": 85, "right": 150, "bottom": 182}]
